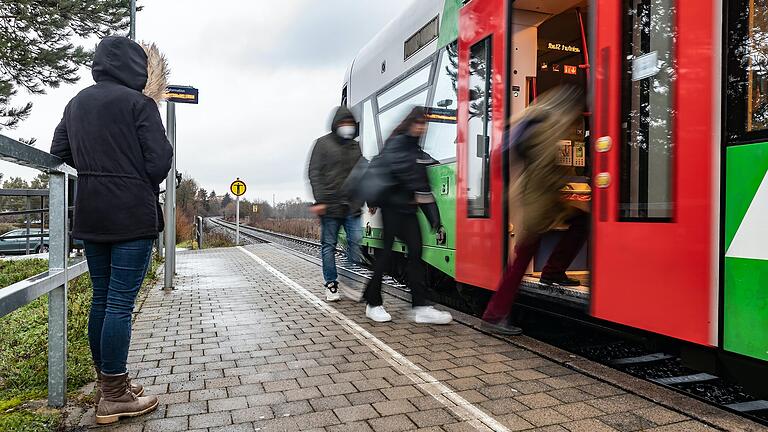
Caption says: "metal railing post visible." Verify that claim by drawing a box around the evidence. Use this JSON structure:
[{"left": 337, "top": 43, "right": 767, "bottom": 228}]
[
  {"left": 25, "top": 196, "right": 31, "bottom": 254},
  {"left": 47, "top": 172, "right": 68, "bottom": 407}
]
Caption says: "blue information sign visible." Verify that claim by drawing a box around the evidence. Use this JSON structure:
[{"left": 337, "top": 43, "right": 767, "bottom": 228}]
[{"left": 165, "top": 85, "right": 199, "bottom": 104}]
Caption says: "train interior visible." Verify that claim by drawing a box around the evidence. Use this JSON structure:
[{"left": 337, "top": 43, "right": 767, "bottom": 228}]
[{"left": 510, "top": 1, "right": 592, "bottom": 306}]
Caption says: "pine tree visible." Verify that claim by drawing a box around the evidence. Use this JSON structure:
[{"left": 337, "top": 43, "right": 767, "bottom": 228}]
[{"left": 0, "top": 0, "right": 134, "bottom": 130}]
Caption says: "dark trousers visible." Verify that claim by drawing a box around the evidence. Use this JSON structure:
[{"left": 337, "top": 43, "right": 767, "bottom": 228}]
[
  {"left": 363, "top": 209, "right": 427, "bottom": 307},
  {"left": 84, "top": 239, "right": 154, "bottom": 374},
  {"left": 482, "top": 210, "right": 589, "bottom": 322}
]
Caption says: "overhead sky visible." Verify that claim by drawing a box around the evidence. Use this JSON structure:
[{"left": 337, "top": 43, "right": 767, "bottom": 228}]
[{"left": 4, "top": 0, "right": 414, "bottom": 203}]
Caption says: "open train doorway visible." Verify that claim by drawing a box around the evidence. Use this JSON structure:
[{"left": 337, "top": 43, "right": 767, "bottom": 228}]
[{"left": 508, "top": 1, "right": 592, "bottom": 308}]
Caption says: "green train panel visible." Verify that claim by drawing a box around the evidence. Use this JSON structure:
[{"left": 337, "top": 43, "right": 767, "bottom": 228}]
[
  {"left": 361, "top": 163, "right": 456, "bottom": 277},
  {"left": 724, "top": 141, "right": 768, "bottom": 361}
]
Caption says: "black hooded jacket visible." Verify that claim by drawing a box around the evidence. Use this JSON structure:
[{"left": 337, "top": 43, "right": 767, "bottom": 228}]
[
  {"left": 308, "top": 106, "right": 363, "bottom": 218},
  {"left": 378, "top": 133, "right": 433, "bottom": 214},
  {"left": 51, "top": 36, "right": 173, "bottom": 242}
]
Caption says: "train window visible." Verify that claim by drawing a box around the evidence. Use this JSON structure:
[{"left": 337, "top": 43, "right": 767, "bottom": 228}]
[
  {"left": 378, "top": 89, "right": 429, "bottom": 141},
  {"left": 361, "top": 100, "right": 379, "bottom": 160},
  {"left": 727, "top": 0, "right": 768, "bottom": 141},
  {"left": 377, "top": 64, "right": 431, "bottom": 109},
  {"left": 467, "top": 37, "right": 493, "bottom": 218},
  {"left": 619, "top": 0, "right": 676, "bottom": 220},
  {"left": 423, "top": 42, "right": 459, "bottom": 161}
]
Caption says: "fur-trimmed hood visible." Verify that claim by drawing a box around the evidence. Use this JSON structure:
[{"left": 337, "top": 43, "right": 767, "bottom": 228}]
[
  {"left": 141, "top": 42, "right": 170, "bottom": 104},
  {"left": 91, "top": 37, "right": 169, "bottom": 104}
]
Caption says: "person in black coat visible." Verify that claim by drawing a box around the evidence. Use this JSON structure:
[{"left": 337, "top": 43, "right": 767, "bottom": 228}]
[
  {"left": 50, "top": 36, "right": 172, "bottom": 425},
  {"left": 362, "top": 107, "right": 453, "bottom": 325}
]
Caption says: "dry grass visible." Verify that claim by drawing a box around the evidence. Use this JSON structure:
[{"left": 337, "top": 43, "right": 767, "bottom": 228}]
[{"left": 251, "top": 218, "right": 320, "bottom": 240}]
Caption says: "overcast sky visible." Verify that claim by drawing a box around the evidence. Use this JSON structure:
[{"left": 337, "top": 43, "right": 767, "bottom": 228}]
[{"left": 4, "top": 0, "right": 414, "bottom": 203}]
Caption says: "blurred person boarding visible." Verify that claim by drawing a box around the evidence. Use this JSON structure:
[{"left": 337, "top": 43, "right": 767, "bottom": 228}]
[{"left": 480, "top": 86, "right": 589, "bottom": 336}]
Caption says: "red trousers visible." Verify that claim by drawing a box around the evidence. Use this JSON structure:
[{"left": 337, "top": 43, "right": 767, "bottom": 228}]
[{"left": 482, "top": 210, "right": 589, "bottom": 323}]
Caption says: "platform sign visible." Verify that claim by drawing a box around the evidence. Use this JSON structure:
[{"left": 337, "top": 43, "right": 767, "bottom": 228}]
[
  {"left": 230, "top": 179, "right": 247, "bottom": 197},
  {"left": 230, "top": 178, "right": 246, "bottom": 245},
  {"left": 165, "top": 85, "right": 199, "bottom": 104}
]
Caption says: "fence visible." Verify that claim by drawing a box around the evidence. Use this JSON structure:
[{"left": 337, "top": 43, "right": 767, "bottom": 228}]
[{"left": 0, "top": 133, "right": 88, "bottom": 407}]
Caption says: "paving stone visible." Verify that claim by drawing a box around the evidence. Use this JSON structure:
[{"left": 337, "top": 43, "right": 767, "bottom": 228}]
[
  {"left": 310, "top": 395, "right": 352, "bottom": 411},
  {"left": 515, "top": 392, "right": 562, "bottom": 409},
  {"left": 600, "top": 412, "right": 657, "bottom": 431},
  {"left": 272, "top": 400, "right": 314, "bottom": 417},
  {"left": 518, "top": 407, "right": 571, "bottom": 427},
  {"left": 553, "top": 401, "right": 606, "bottom": 420},
  {"left": 548, "top": 387, "right": 594, "bottom": 403},
  {"left": 347, "top": 389, "right": 389, "bottom": 405},
  {"left": 188, "top": 411, "right": 232, "bottom": 429},
  {"left": 285, "top": 386, "right": 322, "bottom": 401},
  {"left": 246, "top": 391, "right": 287, "bottom": 407},
  {"left": 326, "top": 421, "right": 375, "bottom": 432},
  {"left": 480, "top": 398, "right": 528, "bottom": 415},
  {"left": 587, "top": 394, "right": 654, "bottom": 414},
  {"left": 632, "top": 406, "right": 688, "bottom": 425},
  {"left": 143, "top": 416, "right": 189, "bottom": 432},
  {"left": 209, "top": 423, "right": 255, "bottom": 432},
  {"left": 165, "top": 401, "right": 207, "bottom": 417},
  {"left": 208, "top": 395, "right": 248, "bottom": 412},
  {"left": 294, "top": 410, "right": 341, "bottom": 429},
  {"left": 189, "top": 388, "right": 228, "bottom": 401},
  {"left": 328, "top": 403, "right": 379, "bottom": 424},
  {"left": 564, "top": 418, "right": 621, "bottom": 432},
  {"left": 407, "top": 407, "right": 456, "bottom": 427},
  {"left": 368, "top": 413, "right": 417, "bottom": 432},
  {"left": 373, "top": 399, "right": 418, "bottom": 416},
  {"left": 642, "top": 421, "right": 719, "bottom": 431},
  {"left": 230, "top": 405, "right": 274, "bottom": 423},
  {"left": 498, "top": 413, "right": 536, "bottom": 431}
]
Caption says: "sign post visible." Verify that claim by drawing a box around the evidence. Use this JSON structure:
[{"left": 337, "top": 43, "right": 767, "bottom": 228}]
[
  {"left": 163, "top": 85, "right": 199, "bottom": 289},
  {"left": 230, "top": 178, "right": 247, "bottom": 245}
]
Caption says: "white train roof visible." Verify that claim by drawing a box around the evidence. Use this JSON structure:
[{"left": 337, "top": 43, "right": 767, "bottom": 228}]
[{"left": 345, "top": 0, "right": 445, "bottom": 107}]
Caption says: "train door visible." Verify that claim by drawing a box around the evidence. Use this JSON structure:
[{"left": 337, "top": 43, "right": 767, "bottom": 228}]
[
  {"left": 455, "top": 0, "right": 508, "bottom": 289},
  {"left": 508, "top": 1, "right": 593, "bottom": 304},
  {"left": 591, "top": 0, "right": 720, "bottom": 345}
]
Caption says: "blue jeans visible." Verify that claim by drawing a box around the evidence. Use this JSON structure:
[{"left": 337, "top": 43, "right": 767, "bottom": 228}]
[
  {"left": 320, "top": 215, "right": 362, "bottom": 284},
  {"left": 84, "top": 239, "right": 154, "bottom": 375}
]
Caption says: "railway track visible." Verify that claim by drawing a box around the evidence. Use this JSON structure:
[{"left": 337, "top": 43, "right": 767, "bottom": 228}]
[{"left": 208, "top": 217, "right": 768, "bottom": 428}]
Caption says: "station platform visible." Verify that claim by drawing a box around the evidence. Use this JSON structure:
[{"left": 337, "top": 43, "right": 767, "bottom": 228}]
[{"left": 87, "top": 244, "right": 760, "bottom": 432}]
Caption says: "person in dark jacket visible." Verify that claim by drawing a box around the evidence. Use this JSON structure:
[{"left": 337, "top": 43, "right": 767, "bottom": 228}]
[
  {"left": 362, "top": 107, "right": 452, "bottom": 325},
  {"left": 308, "top": 106, "right": 364, "bottom": 301},
  {"left": 50, "top": 36, "right": 172, "bottom": 425}
]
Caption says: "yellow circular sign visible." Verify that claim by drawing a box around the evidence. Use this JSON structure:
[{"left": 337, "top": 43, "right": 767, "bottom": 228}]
[
  {"left": 230, "top": 179, "right": 247, "bottom": 196},
  {"left": 596, "top": 172, "right": 611, "bottom": 189},
  {"left": 596, "top": 136, "right": 612, "bottom": 153}
]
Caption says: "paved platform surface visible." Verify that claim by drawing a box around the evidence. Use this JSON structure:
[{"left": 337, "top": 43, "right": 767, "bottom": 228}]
[{"left": 85, "top": 244, "right": 757, "bottom": 431}]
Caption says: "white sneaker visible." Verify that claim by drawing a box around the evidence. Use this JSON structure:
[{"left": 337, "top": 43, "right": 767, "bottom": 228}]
[
  {"left": 366, "top": 305, "right": 392, "bottom": 323},
  {"left": 412, "top": 306, "right": 453, "bottom": 325},
  {"left": 325, "top": 282, "right": 340, "bottom": 302}
]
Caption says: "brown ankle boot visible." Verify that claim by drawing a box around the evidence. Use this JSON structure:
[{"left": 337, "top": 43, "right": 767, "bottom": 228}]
[
  {"left": 94, "top": 369, "right": 144, "bottom": 405},
  {"left": 96, "top": 372, "right": 158, "bottom": 424}
]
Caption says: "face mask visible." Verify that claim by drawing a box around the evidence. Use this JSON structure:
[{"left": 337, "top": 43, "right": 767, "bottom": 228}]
[{"left": 337, "top": 125, "right": 356, "bottom": 139}]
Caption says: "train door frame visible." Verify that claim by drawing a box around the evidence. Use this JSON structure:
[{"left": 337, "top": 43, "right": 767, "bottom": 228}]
[{"left": 455, "top": 0, "right": 510, "bottom": 290}]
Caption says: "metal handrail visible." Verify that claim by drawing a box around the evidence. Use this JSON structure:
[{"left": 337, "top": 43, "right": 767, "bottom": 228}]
[{"left": 0, "top": 133, "right": 82, "bottom": 407}]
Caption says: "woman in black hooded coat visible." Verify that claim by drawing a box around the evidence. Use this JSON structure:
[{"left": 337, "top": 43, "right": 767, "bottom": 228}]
[
  {"left": 362, "top": 107, "right": 453, "bottom": 325},
  {"left": 51, "top": 36, "right": 172, "bottom": 425}
]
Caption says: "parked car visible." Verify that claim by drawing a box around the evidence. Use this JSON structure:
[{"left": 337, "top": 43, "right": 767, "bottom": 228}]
[
  {"left": 0, "top": 229, "right": 84, "bottom": 255},
  {"left": 0, "top": 229, "right": 49, "bottom": 254}
]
